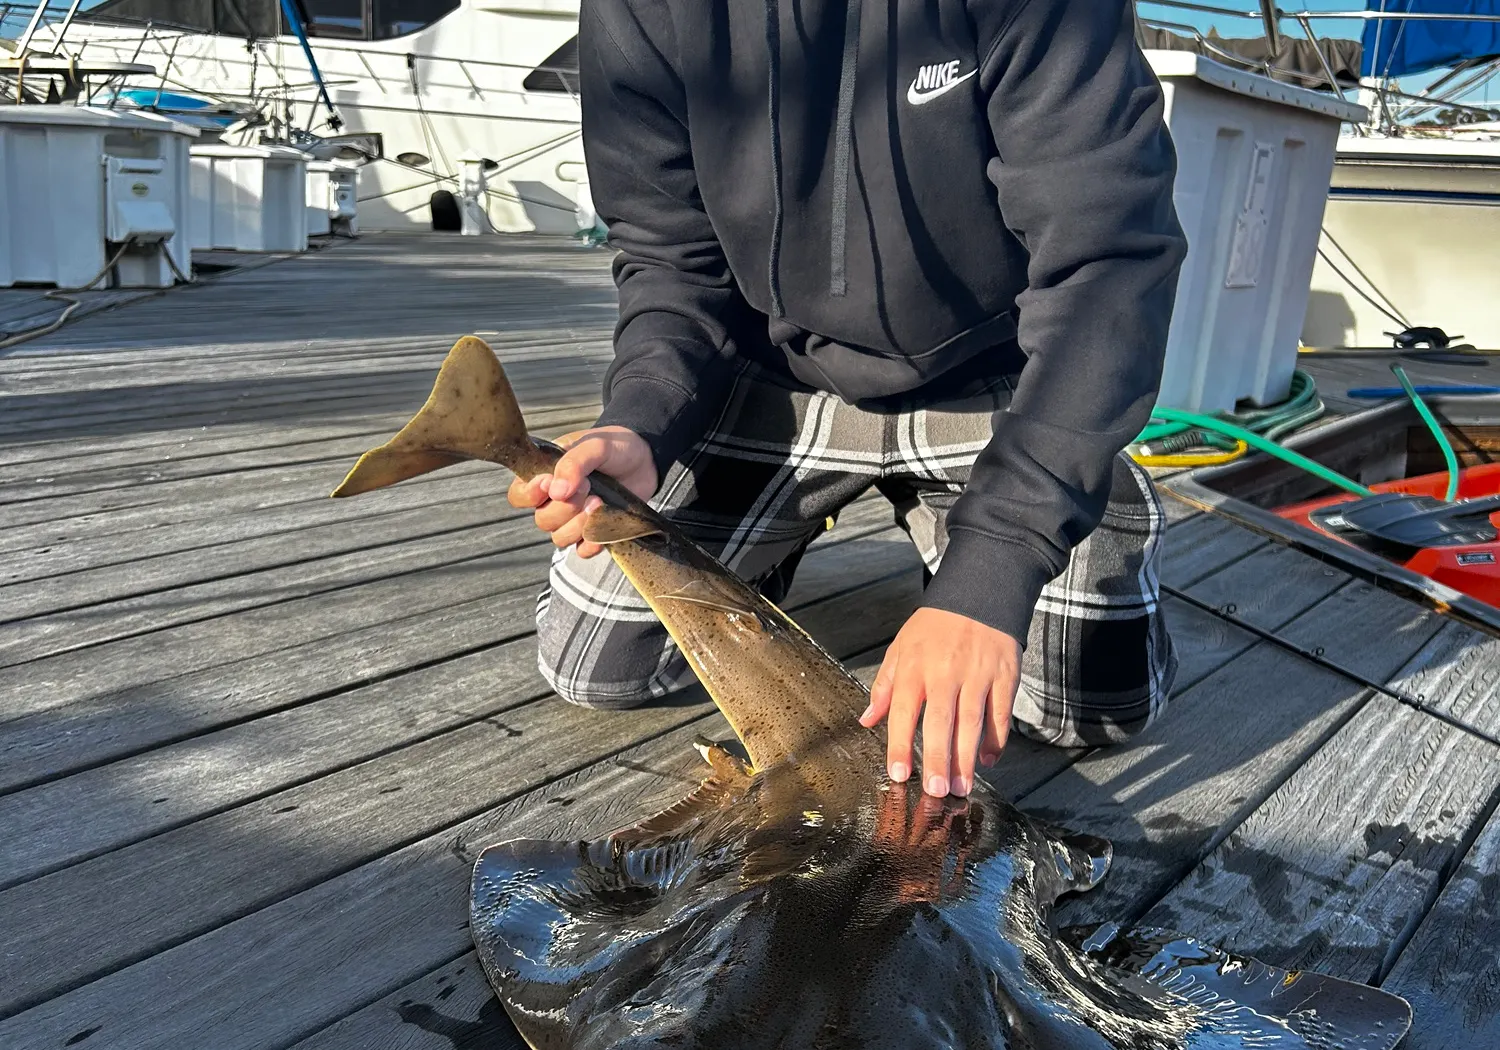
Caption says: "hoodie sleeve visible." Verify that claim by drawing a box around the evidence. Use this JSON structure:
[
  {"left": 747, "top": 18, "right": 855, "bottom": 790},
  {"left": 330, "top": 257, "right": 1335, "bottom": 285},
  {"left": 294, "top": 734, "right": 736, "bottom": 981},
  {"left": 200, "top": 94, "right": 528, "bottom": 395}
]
[
  {"left": 920, "top": 0, "right": 1187, "bottom": 644},
  {"left": 578, "top": 0, "right": 745, "bottom": 484}
]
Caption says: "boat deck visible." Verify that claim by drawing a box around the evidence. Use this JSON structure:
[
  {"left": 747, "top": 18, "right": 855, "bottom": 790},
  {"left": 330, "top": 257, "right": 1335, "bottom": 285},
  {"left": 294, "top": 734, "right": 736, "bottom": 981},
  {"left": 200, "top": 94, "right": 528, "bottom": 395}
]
[{"left": 1, "top": 232, "right": 1496, "bottom": 1049}]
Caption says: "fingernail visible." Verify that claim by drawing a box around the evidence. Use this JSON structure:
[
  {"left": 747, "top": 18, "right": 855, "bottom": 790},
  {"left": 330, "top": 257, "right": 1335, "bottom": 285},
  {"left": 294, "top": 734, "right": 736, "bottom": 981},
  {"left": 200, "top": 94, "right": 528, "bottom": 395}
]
[
  {"left": 859, "top": 703, "right": 875, "bottom": 724},
  {"left": 926, "top": 774, "right": 947, "bottom": 796},
  {"left": 954, "top": 776, "right": 971, "bottom": 796},
  {"left": 980, "top": 753, "right": 997, "bottom": 768},
  {"left": 889, "top": 762, "right": 909, "bottom": 782},
  {"left": 549, "top": 478, "right": 571, "bottom": 501},
  {"left": 584, "top": 495, "right": 603, "bottom": 513}
]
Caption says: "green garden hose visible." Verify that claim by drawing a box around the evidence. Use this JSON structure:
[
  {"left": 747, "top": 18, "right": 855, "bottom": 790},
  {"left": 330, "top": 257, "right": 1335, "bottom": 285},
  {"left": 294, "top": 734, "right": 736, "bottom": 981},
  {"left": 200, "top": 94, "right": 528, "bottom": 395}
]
[
  {"left": 1139, "top": 405, "right": 1376, "bottom": 497},
  {"left": 1391, "top": 364, "right": 1460, "bottom": 502},
  {"left": 1133, "top": 370, "right": 1323, "bottom": 454},
  {"left": 1134, "top": 365, "right": 1466, "bottom": 507}
]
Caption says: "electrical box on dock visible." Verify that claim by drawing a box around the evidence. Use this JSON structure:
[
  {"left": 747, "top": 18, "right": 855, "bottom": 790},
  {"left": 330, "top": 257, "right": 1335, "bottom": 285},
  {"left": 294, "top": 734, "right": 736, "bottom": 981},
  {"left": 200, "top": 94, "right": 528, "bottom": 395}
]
[
  {"left": 0, "top": 106, "right": 196, "bottom": 290},
  {"left": 1145, "top": 51, "right": 1368, "bottom": 415},
  {"left": 189, "top": 144, "right": 310, "bottom": 253},
  {"left": 305, "top": 160, "right": 359, "bottom": 237}
]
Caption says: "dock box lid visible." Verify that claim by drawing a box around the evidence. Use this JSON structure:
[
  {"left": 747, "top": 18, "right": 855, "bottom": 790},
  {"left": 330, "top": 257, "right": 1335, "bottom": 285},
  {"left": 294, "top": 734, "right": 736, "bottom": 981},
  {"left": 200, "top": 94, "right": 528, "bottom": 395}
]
[{"left": 1144, "top": 50, "right": 1369, "bottom": 125}]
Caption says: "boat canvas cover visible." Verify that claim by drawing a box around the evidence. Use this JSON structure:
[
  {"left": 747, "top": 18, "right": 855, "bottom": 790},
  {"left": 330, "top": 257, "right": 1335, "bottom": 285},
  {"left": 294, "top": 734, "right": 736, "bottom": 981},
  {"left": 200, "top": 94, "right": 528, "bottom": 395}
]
[
  {"left": 82, "top": 0, "right": 281, "bottom": 37},
  {"left": 1362, "top": 0, "right": 1500, "bottom": 76},
  {"left": 1137, "top": 25, "right": 1365, "bottom": 87}
]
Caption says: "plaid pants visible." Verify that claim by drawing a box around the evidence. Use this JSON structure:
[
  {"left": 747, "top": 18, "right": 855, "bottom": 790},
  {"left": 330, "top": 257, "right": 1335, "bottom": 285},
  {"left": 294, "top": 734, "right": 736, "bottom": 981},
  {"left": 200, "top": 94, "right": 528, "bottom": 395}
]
[{"left": 535, "top": 362, "right": 1177, "bottom": 749}]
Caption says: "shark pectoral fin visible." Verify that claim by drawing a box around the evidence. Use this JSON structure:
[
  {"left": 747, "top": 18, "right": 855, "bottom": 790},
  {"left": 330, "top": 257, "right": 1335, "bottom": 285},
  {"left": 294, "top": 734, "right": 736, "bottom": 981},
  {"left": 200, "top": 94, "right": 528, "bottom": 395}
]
[
  {"left": 331, "top": 334, "right": 554, "bottom": 498},
  {"left": 581, "top": 506, "right": 664, "bottom": 545},
  {"left": 614, "top": 760, "right": 751, "bottom": 844},
  {"left": 658, "top": 580, "right": 769, "bottom": 631},
  {"left": 692, "top": 734, "right": 755, "bottom": 780}
]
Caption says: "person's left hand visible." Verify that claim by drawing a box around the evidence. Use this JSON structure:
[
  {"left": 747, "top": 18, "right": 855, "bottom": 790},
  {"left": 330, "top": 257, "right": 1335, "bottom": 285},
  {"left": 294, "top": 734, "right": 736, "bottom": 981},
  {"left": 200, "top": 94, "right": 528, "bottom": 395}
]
[{"left": 859, "top": 607, "right": 1022, "bottom": 798}]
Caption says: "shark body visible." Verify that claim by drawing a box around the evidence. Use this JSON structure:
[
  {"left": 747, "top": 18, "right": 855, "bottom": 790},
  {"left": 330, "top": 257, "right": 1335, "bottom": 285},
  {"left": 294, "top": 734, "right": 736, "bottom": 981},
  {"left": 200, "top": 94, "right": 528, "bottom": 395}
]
[{"left": 334, "top": 336, "right": 1412, "bottom": 1050}]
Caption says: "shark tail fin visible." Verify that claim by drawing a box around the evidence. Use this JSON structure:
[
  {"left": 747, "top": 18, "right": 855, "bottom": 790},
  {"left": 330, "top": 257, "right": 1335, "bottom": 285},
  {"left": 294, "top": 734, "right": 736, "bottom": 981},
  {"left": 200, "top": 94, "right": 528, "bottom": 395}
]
[{"left": 331, "top": 335, "right": 555, "bottom": 497}]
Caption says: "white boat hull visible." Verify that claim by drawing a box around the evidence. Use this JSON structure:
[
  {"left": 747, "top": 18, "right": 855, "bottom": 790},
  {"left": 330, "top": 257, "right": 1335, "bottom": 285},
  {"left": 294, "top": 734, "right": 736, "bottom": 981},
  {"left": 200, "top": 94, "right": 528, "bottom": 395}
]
[
  {"left": 49, "top": 2, "right": 589, "bottom": 233},
  {"left": 1305, "top": 135, "right": 1500, "bottom": 351}
]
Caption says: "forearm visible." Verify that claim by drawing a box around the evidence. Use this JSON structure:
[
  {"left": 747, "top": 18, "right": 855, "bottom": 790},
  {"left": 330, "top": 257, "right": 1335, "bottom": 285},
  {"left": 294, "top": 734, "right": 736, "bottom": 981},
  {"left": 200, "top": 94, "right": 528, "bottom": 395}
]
[
  {"left": 925, "top": 0, "right": 1187, "bottom": 642},
  {"left": 579, "top": 0, "right": 744, "bottom": 481}
]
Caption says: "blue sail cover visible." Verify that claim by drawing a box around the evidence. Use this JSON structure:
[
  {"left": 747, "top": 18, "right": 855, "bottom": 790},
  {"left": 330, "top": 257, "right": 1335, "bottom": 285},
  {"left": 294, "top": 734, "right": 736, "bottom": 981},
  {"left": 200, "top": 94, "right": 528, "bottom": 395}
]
[{"left": 1362, "top": 0, "right": 1500, "bottom": 77}]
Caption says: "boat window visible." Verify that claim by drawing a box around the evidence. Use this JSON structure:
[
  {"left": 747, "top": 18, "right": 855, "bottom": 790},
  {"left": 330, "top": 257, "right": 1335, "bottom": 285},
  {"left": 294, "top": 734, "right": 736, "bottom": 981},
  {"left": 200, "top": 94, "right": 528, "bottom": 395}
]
[
  {"left": 80, "top": 0, "right": 280, "bottom": 37},
  {"left": 302, "top": 0, "right": 365, "bottom": 38},
  {"left": 82, "top": 0, "right": 456, "bottom": 40},
  {"left": 523, "top": 35, "right": 579, "bottom": 93},
  {"left": 371, "top": 0, "right": 458, "bottom": 39}
]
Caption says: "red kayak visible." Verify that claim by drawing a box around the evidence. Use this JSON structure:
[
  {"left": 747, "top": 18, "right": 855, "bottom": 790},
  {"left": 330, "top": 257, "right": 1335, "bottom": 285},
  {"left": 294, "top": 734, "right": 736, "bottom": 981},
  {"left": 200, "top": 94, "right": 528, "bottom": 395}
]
[{"left": 1272, "top": 463, "right": 1500, "bottom": 608}]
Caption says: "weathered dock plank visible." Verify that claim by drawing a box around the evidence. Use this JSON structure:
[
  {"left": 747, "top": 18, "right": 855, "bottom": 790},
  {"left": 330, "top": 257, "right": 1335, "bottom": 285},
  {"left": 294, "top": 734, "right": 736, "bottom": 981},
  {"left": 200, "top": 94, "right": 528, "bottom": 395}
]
[
  {"left": 0, "top": 523, "right": 538, "bottom": 672},
  {"left": 1027, "top": 572, "right": 1452, "bottom": 930},
  {"left": 1176, "top": 541, "right": 1346, "bottom": 630},
  {"left": 1382, "top": 799, "right": 1500, "bottom": 1048},
  {"left": 0, "top": 531, "right": 921, "bottom": 890},
  {"left": 0, "top": 517, "right": 903, "bottom": 793},
  {"left": 1139, "top": 692, "right": 1500, "bottom": 986},
  {"left": 1159, "top": 512, "right": 1266, "bottom": 589}
]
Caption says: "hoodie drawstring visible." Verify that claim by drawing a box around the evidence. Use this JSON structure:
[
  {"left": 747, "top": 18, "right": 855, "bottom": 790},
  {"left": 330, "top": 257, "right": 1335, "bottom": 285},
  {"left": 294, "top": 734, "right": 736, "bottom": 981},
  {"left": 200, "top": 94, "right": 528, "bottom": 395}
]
[
  {"left": 764, "top": 0, "right": 786, "bottom": 319},
  {"left": 765, "top": 0, "right": 861, "bottom": 317},
  {"left": 830, "top": 0, "right": 861, "bottom": 298}
]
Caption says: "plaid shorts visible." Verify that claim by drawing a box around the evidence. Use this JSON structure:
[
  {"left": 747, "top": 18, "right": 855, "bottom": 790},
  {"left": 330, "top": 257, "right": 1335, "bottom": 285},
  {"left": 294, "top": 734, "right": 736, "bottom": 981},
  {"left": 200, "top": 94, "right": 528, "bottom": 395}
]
[{"left": 534, "top": 361, "right": 1177, "bottom": 749}]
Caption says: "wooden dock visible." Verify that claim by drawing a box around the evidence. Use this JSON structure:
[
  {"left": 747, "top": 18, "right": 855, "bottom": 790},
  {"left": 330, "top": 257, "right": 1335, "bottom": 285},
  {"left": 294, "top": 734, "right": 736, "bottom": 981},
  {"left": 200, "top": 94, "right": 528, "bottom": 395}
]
[{"left": 1, "top": 232, "right": 1495, "bottom": 1049}]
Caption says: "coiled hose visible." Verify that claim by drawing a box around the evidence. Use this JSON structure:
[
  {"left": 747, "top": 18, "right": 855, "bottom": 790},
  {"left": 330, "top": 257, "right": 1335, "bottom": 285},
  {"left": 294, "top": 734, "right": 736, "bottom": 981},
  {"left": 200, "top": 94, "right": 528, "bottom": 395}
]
[
  {"left": 1129, "top": 364, "right": 1466, "bottom": 504},
  {"left": 1129, "top": 370, "right": 1326, "bottom": 469}
]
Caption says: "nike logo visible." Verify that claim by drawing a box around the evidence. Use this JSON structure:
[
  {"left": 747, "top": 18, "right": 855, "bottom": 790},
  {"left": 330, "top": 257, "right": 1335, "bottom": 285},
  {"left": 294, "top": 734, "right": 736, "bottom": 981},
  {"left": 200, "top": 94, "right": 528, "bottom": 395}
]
[{"left": 907, "top": 60, "right": 975, "bottom": 105}]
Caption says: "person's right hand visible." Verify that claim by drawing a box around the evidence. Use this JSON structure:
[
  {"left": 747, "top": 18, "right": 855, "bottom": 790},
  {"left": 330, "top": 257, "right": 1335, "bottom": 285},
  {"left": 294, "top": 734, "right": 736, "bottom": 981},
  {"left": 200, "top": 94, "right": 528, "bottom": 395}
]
[{"left": 507, "top": 426, "right": 657, "bottom": 558}]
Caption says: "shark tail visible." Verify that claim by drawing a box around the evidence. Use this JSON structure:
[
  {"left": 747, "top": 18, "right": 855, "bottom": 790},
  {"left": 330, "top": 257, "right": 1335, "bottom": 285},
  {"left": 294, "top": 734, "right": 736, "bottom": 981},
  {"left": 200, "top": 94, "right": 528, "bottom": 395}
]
[{"left": 331, "top": 335, "right": 557, "bottom": 498}]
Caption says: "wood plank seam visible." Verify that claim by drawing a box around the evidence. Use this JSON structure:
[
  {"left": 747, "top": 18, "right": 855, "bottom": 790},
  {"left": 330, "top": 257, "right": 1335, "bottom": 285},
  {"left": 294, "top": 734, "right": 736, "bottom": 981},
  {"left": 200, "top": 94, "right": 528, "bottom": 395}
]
[
  {"left": 0, "top": 625, "right": 533, "bottom": 800},
  {"left": 1163, "top": 582, "right": 1500, "bottom": 750},
  {"left": 1379, "top": 770, "right": 1500, "bottom": 986},
  {"left": 0, "top": 534, "right": 541, "bottom": 672}
]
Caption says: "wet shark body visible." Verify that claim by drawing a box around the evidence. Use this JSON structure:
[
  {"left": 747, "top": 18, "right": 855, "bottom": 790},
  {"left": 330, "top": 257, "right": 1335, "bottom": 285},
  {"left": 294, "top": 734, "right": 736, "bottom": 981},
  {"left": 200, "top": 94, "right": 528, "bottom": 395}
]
[{"left": 334, "top": 336, "right": 1413, "bottom": 1050}]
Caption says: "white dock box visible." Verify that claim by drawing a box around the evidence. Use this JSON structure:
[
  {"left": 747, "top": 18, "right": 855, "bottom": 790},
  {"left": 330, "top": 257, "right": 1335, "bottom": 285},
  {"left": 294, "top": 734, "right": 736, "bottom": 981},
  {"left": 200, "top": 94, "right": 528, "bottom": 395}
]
[
  {"left": 305, "top": 159, "right": 359, "bottom": 237},
  {"left": 189, "top": 143, "right": 310, "bottom": 252},
  {"left": 1146, "top": 52, "right": 1367, "bottom": 414},
  {"left": 0, "top": 105, "right": 196, "bottom": 290}
]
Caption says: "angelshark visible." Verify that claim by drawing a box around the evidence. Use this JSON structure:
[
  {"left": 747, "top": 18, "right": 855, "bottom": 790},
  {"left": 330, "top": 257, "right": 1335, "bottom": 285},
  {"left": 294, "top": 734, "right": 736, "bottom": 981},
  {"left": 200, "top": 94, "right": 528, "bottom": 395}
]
[{"left": 333, "top": 335, "right": 1412, "bottom": 1050}]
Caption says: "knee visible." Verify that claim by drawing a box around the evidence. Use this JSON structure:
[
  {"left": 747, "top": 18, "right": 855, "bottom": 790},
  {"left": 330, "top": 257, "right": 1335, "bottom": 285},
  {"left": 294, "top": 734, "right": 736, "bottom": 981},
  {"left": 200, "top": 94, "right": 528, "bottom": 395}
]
[
  {"left": 539, "top": 659, "right": 659, "bottom": 711},
  {"left": 533, "top": 578, "right": 692, "bottom": 712},
  {"left": 1010, "top": 625, "right": 1180, "bottom": 751}
]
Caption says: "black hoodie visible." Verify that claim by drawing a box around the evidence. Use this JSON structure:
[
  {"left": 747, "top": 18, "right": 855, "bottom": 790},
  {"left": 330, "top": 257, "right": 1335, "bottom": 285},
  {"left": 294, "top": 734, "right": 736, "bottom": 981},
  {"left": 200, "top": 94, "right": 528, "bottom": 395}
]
[{"left": 581, "top": 0, "right": 1189, "bottom": 646}]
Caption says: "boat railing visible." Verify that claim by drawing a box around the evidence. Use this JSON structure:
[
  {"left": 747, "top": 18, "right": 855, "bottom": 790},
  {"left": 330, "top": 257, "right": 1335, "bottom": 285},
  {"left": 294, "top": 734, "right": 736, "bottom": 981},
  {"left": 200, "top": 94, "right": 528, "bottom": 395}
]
[
  {"left": 53, "top": 21, "right": 582, "bottom": 112},
  {"left": 1136, "top": 1, "right": 1500, "bottom": 134},
  {"left": 2, "top": 0, "right": 84, "bottom": 59}
]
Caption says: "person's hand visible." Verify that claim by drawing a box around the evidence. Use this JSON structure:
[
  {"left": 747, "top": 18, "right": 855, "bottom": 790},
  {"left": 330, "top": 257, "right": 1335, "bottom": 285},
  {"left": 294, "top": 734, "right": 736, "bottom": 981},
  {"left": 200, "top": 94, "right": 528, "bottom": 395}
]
[
  {"left": 507, "top": 426, "right": 657, "bottom": 558},
  {"left": 859, "top": 607, "right": 1021, "bottom": 798}
]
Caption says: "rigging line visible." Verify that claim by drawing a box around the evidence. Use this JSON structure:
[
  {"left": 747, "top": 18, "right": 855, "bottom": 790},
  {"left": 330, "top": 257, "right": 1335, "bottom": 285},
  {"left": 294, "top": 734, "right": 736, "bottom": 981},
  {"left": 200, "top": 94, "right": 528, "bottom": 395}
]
[
  {"left": 1316, "top": 226, "right": 1410, "bottom": 328},
  {"left": 1316, "top": 246, "right": 1408, "bottom": 330}
]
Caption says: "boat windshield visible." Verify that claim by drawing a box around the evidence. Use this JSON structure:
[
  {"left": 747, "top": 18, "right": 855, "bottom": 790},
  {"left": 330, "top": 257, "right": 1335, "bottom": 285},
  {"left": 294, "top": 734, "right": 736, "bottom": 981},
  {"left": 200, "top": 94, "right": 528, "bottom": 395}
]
[{"left": 79, "top": 0, "right": 461, "bottom": 41}]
